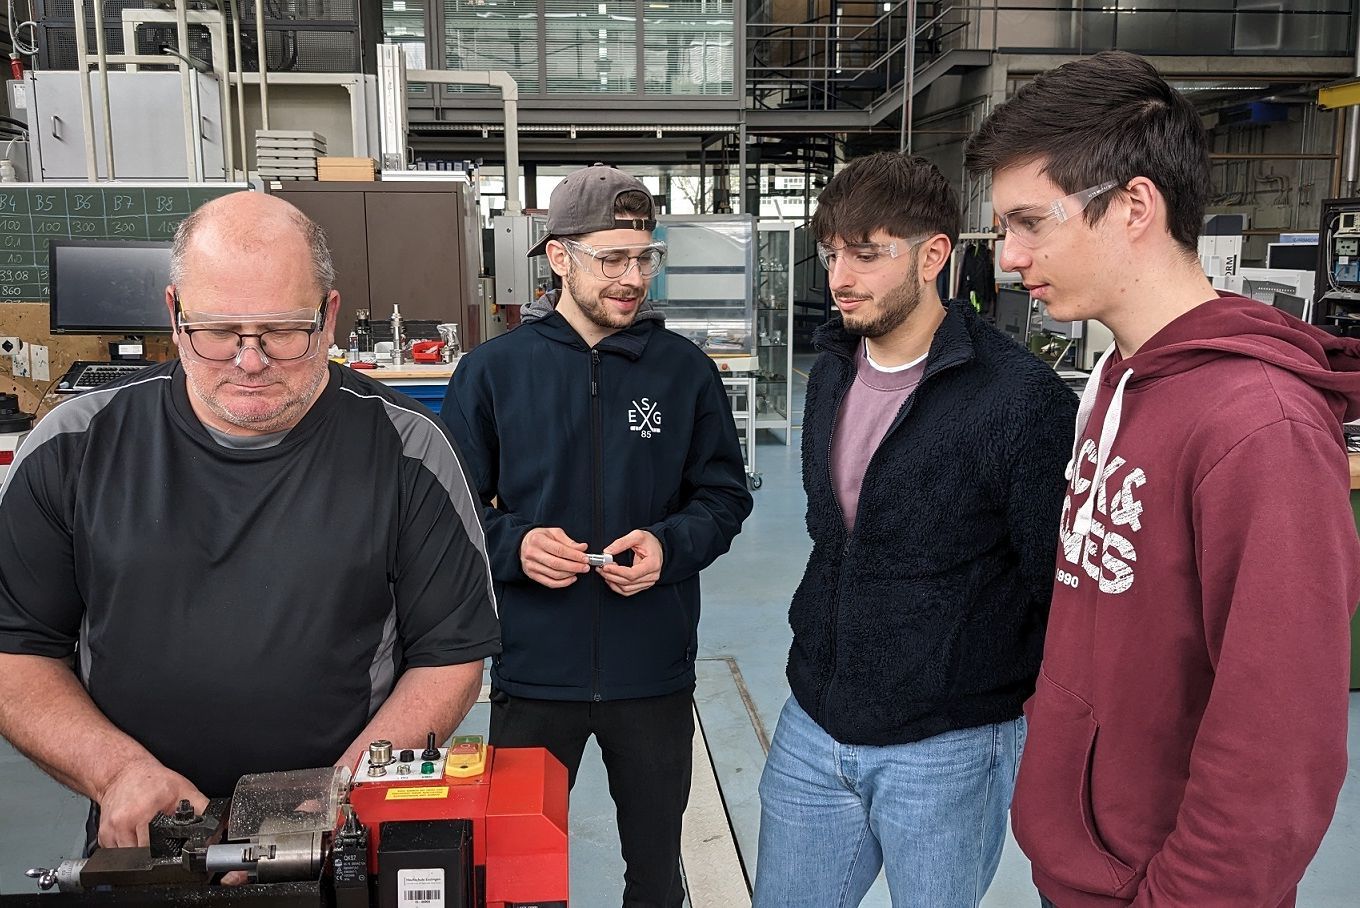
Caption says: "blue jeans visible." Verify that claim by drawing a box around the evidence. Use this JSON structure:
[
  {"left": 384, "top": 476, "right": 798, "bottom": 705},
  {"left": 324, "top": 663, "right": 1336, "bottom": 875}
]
[{"left": 753, "top": 696, "right": 1025, "bottom": 908}]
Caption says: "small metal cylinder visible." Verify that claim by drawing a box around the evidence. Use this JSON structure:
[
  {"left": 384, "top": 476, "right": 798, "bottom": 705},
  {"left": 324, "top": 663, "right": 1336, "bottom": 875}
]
[
  {"left": 204, "top": 833, "right": 324, "bottom": 883},
  {"left": 25, "top": 859, "right": 86, "bottom": 893},
  {"left": 255, "top": 833, "right": 324, "bottom": 883},
  {"left": 205, "top": 843, "right": 256, "bottom": 875},
  {"left": 368, "top": 740, "right": 394, "bottom": 767},
  {"left": 55, "top": 860, "right": 85, "bottom": 893}
]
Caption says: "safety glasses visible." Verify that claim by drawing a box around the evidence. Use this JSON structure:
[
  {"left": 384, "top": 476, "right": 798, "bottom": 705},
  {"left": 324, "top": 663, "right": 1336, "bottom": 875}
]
[{"left": 998, "top": 181, "right": 1120, "bottom": 247}]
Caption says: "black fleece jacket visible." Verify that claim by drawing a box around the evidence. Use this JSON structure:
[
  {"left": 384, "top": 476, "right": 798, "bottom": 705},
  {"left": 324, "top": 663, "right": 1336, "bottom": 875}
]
[
  {"left": 790, "top": 300, "right": 1077, "bottom": 745},
  {"left": 441, "top": 303, "right": 752, "bottom": 702}
]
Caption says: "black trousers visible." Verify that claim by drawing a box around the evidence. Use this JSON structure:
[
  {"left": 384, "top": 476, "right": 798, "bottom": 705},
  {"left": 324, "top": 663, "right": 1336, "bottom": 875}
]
[{"left": 489, "top": 685, "right": 695, "bottom": 908}]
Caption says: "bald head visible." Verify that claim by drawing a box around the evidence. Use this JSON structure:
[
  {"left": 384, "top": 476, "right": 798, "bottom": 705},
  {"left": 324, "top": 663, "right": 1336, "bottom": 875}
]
[{"left": 170, "top": 192, "right": 335, "bottom": 297}]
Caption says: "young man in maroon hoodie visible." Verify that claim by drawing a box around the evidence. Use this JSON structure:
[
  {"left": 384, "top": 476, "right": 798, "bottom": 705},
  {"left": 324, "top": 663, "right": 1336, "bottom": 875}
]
[{"left": 966, "top": 50, "right": 1360, "bottom": 908}]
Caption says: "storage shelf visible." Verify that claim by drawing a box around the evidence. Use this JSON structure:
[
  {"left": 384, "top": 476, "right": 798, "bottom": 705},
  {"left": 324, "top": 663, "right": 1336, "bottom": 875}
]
[{"left": 756, "top": 222, "right": 795, "bottom": 446}]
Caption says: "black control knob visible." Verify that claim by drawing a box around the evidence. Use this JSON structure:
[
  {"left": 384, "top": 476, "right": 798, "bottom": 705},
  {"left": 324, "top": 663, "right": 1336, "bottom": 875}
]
[
  {"left": 399, "top": 749, "right": 415, "bottom": 763},
  {"left": 420, "top": 732, "right": 439, "bottom": 761}
]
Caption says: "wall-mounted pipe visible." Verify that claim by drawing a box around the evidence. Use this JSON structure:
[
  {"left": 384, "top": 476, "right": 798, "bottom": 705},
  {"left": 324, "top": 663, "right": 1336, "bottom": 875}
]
[
  {"left": 92, "top": 0, "right": 116, "bottom": 179},
  {"left": 228, "top": 0, "right": 248, "bottom": 179},
  {"left": 254, "top": 0, "right": 269, "bottom": 129},
  {"left": 70, "top": 0, "right": 100, "bottom": 180},
  {"left": 406, "top": 68, "right": 522, "bottom": 216},
  {"left": 173, "top": 0, "right": 198, "bottom": 178},
  {"left": 1344, "top": 16, "right": 1360, "bottom": 194}
]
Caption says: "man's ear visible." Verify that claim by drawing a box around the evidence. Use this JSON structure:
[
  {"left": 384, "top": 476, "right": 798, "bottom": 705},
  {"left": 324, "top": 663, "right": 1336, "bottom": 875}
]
[
  {"left": 918, "top": 235, "right": 953, "bottom": 283},
  {"left": 1121, "top": 177, "right": 1160, "bottom": 242},
  {"left": 546, "top": 240, "right": 572, "bottom": 278},
  {"left": 164, "top": 286, "right": 181, "bottom": 342},
  {"left": 322, "top": 289, "right": 341, "bottom": 344}
]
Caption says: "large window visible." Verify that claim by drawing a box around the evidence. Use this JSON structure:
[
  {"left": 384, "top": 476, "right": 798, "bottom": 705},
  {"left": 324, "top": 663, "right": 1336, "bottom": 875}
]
[
  {"left": 644, "top": 1, "right": 735, "bottom": 96},
  {"left": 444, "top": 0, "right": 540, "bottom": 92},
  {"left": 382, "top": 0, "right": 429, "bottom": 69},
  {"left": 545, "top": 1, "right": 638, "bottom": 94},
  {"left": 993, "top": 0, "right": 1354, "bottom": 56},
  {"left": 438, "top": 0, "right": 738, "bottom": 98}
]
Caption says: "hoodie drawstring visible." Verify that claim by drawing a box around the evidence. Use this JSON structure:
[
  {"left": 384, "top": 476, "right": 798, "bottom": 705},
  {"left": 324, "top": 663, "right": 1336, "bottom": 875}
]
[{"left": 1067, "top": 345, "right": 1134, "bottom": 539}]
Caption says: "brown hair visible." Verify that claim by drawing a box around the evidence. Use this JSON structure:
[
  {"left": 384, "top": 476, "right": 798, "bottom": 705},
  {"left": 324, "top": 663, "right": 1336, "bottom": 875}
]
[
  {"left": 965, "top": 50, "right": 1209, "bottom": 253},
  {"left": 614, "top": 189, "right": 654, "bottom": 219},
  {"left": 811, "top": 152, "right": 960, "bottom": 248}
]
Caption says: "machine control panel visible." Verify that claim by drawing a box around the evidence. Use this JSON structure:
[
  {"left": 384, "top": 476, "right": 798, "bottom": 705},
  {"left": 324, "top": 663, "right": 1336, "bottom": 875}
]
[
  {"left": 352, "top": 733, "right": 487, "bottom": 785},
  {"left": 355, "top": 734, "right": 446, "bottom": 784}
]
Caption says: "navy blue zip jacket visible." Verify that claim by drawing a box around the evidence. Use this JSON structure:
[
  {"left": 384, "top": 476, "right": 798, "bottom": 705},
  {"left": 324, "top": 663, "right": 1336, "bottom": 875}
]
[
  {"left": 441, "top": 294, "right": 752, "bottom": 701},
  {"left": 791, "top": 300, "right": 1077, "bottom": 744}
]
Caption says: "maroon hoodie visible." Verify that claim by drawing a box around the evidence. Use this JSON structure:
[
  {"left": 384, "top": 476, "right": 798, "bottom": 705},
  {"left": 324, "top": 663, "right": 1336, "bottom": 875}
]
[{"left": 1014, "top": 295, "right": 1360, "bottom": 907}]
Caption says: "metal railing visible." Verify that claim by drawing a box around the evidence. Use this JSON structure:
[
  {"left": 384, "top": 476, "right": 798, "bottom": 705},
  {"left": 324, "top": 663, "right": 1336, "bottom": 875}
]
[{"left": 747, "top": 1, "right": 970, "bottom": 112}]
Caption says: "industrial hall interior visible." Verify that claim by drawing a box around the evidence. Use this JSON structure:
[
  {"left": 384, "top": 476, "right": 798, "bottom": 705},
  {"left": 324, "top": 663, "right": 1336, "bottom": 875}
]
[{"left": 2, "top": 0, "right": 1360, "bottom": 906}]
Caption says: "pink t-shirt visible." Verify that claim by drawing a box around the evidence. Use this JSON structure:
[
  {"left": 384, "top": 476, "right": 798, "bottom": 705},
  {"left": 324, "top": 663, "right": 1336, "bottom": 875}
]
[{"left": 830, "top": 341, "right": 927, "bottom": 531}]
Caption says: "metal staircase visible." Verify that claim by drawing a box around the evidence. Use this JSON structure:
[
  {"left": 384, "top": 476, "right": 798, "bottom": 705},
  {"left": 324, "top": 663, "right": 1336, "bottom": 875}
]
[{"left": 746, "top": 1, "right": 990, "bottom": 130}]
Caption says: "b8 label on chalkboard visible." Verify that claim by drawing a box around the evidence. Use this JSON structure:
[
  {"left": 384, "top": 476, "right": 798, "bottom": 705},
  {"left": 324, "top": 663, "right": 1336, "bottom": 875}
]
[{"left": 0, "top": 183, "right": 247, "bottom": 302}]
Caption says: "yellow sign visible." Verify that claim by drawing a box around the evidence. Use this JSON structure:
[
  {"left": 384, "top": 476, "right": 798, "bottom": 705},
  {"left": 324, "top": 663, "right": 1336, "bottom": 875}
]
[{"left": 384, "top": 786, "right": 449, "bottom": 801}]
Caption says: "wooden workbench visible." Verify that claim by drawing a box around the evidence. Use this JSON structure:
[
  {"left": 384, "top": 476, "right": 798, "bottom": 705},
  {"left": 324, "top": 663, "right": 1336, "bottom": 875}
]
[
  {"left": 363, "top": 364, "right": 457, "bottom": 383},
  {"left": 1351, "top": 453, "right": 1360, "bottom": 491}
]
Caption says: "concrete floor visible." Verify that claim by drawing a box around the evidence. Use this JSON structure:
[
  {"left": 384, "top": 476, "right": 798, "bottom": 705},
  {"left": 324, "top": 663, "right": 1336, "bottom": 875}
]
[{"left": 2, "top": 360, "right": 1359, "bottom": 904}]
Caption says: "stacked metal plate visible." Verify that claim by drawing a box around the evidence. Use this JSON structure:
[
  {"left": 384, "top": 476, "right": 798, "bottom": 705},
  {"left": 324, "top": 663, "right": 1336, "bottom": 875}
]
[{"left": 255, "top": 130, "right": 327, "bottom": 181}]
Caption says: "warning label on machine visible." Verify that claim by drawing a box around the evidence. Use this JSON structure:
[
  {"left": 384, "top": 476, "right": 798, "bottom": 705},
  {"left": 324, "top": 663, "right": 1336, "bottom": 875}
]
[{"left": 384, "top": 786, "right": 450, "bottom": 800}]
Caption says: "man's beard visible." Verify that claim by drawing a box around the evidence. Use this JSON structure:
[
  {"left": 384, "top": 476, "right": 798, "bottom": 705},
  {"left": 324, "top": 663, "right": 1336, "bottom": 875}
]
[
  {"left": 185, "top": 360, "right": 328, "bottom": 432},
  {"left": 565, "top": 267, "right": 643, "bottom": 332},
  {"left": 839, "top": 259, "right": 922, "bottom": 339}
]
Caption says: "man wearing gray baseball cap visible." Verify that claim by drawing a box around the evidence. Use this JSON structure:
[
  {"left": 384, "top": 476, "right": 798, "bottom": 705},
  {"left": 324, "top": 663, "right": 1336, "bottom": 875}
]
[{"left": 442, "top": 163, "right": 752, "bottom": 906}]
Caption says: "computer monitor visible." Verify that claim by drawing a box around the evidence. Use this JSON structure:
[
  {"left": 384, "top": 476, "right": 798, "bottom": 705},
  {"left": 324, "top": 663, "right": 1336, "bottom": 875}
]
[
  {"left": 994, "top": 287, "right": 1032, "bottom": 343},
  {"left": 1272, "top": 292, "right": 1307, "bottom": 320},
  {"left": 1266, "top": 243, "right": 1317, "bottom": 271},
  {"left": 49, "top": 240, "right": 173, "bottom": 335}
]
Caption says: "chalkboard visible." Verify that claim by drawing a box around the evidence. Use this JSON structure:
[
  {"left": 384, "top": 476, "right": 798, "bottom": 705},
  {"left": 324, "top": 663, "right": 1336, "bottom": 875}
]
[{"left": 0, "top": 183, "right": 250, "bottom": 302}]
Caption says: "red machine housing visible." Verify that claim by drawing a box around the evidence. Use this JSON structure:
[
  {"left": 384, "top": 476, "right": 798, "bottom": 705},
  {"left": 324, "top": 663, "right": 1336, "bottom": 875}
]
[{"left": 347, "top": 745, "right": 568, "bottom": 907}]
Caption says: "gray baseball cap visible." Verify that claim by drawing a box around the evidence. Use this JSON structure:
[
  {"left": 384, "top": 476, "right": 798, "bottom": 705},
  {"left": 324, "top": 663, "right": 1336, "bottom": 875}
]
[{"left": 527, "top": 163, "right": 656, "bottom": 257}]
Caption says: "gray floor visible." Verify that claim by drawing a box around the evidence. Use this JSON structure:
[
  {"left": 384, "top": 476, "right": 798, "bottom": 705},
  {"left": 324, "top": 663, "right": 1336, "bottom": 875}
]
[{"left": 3, "top": 360, "right": 1359, "bottom": 903}]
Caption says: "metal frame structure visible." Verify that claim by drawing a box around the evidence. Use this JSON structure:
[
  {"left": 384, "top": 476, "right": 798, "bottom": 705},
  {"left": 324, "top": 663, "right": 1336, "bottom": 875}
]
[{"left": 63, "top": 0, "right": 262, "bottom": 181}]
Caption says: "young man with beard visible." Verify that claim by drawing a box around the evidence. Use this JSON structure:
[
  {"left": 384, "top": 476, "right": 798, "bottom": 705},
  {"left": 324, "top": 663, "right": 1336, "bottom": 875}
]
[
  {"left": 752, "top": 152, "right": 1076, "bottom": 907},
  {"left": 966, "top": 51, "right": 1360, "bottom": 908},
  {"left": 441, "top": 163, "right": 752, "bottom": 907}
]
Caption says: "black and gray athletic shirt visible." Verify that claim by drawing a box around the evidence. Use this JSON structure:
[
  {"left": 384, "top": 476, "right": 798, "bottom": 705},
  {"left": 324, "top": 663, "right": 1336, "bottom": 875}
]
[{"left": 0, "top": 361, "right": 500, "bottom": 797}]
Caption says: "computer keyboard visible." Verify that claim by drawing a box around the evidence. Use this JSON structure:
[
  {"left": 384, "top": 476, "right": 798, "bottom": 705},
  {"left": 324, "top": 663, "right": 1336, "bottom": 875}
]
[
  {"left": 68, "top": 362, "right": 150, "bottom": 390},
  {"left": 1344, "top": 423, "right": 1360, "bottom": 453}
]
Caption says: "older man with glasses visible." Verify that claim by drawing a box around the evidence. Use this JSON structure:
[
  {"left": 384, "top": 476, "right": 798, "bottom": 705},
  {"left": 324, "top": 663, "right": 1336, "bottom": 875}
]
[
  {"left": 440, "top": 163, "right": 751, "bottom": 908},
  {"left": 752, "top": 152, "right": 1076, "bottom": 908},
  {"left": 0, "top": 191, "right": 500, "bottom": 854}
]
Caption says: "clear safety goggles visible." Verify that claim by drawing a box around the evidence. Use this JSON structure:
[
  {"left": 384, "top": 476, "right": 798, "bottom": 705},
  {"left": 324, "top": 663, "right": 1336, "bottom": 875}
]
[
  {"left": 816, "top": 236, "right": 930, "bottom": 275},
  {"left": 998, "top": 181, "right": 1120, "bottom": 247},
  {"left": 559, "top": 239, "right": 668, "bottom": 279},
  {"left": 173, "top": 294, "right": 327, "bottom": 365}
]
